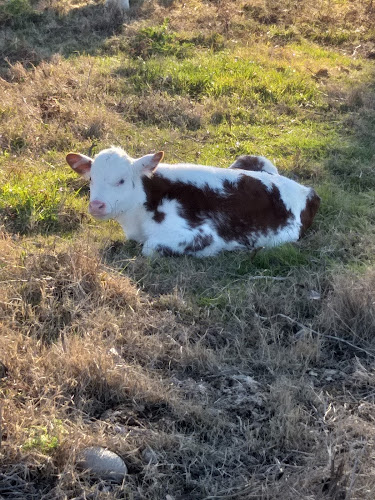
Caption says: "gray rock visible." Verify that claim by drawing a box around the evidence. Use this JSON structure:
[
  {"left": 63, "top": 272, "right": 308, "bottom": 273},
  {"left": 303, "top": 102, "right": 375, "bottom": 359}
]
[{"left": 77, "top": 446, "right": 127, "bottom": 482}]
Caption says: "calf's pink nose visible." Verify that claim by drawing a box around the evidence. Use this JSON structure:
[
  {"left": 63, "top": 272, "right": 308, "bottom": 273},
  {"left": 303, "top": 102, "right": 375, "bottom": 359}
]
[{"left": 89, "top": 200, "right": 106, "bottom": 214}]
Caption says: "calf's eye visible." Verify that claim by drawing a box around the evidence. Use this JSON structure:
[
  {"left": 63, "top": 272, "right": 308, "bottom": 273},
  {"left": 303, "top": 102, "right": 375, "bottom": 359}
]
[{"left": 118, "top": 179, "right": 125, "bottom": 185}]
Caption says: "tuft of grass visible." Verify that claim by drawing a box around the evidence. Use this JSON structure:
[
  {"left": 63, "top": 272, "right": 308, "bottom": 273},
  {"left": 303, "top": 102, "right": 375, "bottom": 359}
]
[
  {"left": 128, "top": 19, "right": 193, "bottom": 59},
  {"left": 0, "top": 168, "right": 87, "bottom": 234},
  {"left": 23, "top": 420, "right": 65, "bottom": 454}
]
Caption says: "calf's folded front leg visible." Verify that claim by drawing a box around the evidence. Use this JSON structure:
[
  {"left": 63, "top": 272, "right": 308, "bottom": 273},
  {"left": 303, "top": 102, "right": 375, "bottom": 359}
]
[{"left": 142, "top": 241, "right": 182, "bottom": 258}]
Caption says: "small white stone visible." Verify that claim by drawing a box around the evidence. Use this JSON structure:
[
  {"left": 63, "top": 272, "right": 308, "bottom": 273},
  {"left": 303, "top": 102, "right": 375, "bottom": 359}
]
[
  {"left": 77, "top": 446, "right": 127, "bottom": 482},
  {"left": 307, "top": 290, "right": 321, "bottom": 300}
]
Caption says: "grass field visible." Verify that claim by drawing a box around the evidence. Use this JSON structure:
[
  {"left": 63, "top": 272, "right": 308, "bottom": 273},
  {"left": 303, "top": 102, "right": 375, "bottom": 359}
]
[{"left": 1, "top": 0, "right": 375, "bottom": 498}]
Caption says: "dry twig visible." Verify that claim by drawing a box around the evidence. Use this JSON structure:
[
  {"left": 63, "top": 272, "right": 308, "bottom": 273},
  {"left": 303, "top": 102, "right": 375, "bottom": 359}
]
[{"left": 256, "top": 313, "right": 375, "bottom": 358}]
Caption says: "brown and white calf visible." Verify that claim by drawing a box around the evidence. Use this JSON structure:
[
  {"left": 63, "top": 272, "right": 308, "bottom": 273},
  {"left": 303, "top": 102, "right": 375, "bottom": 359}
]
[{"left": 66, "top": 147, "right": 320, "bottom": 257}]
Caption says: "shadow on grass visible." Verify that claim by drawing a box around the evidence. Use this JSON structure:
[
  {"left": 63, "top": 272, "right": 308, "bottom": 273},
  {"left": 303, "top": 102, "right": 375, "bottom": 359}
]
[
  {"left": 0, "top": 1, "right": 140, "bottom": 73},
  {"left": 324, "top": 71, "right": 375, "bottom": 192},
  {"left": 0, "top": 204, "right": 88, "bottom": 235}
]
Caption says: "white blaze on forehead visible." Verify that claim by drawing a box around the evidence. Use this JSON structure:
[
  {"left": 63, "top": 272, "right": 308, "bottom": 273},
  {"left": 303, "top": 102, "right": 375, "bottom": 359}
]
[
  {"left": 91, "top": 147, "right": 134, "bottom": 179},
  {"left": 94, "top": 147, "right": 132, "bottom": 163},
  {"left": 90, "top": 147, "right": 163, "bottom": 181}
]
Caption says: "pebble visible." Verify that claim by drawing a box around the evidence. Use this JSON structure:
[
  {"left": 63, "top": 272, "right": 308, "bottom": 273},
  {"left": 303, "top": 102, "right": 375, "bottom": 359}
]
[{"left": 77, "top": 446, "right": 127, "bottom": 482}]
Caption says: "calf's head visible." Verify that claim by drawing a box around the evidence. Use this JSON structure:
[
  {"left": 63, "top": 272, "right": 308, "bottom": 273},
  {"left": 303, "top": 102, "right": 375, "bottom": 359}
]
[{"left": 66, "top": 147, "right": 164, "bottom": 219}]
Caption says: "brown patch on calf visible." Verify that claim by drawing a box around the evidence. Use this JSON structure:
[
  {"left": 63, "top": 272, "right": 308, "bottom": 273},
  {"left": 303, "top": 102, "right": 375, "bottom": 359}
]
[
  {"left": 300, "top": 189, "right": 321, "bottom": 237},
  {"left": 155, "top": 245, "right": 180, "bottom": 257},
  {"left": 218, "top": 177, "right": 293, "bottom": 243},
  {"left": 229, "top": 155, "right": 265, "bottom": 172},
  {"left": 153, "top": 211, "right": 166, "bottom": 223},
  {"left": 142, "top": 173, "right": 293, "bottom": 248},
  {"left": 185, "top": 234, "right": 214, "bottom": 253}
]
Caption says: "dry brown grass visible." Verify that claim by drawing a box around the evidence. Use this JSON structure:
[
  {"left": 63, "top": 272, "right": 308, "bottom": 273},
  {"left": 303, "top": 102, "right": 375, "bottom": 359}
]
[
  {"left": 1, "top": 230, "right": 375, "bottom": 498},
  {"left": 0, "top": 56, "right": 126, "bottom": 155},
  {"left": 159, "top": 0, "right": 375, "bottom": 56}
]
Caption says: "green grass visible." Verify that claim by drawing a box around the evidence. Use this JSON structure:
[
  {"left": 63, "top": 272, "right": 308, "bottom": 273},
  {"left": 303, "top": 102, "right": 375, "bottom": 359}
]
[
  {"left": 127, "top": 18, "right": 194, "bottom": 59},
  {"left": 0, "top": 165, "right": 87, "bottom": 234},
  {"left": 23, "top": 420, "right": 65, "bottom": 454},
  {"left": 125, "top": 48, "right": 321, "bottom": 103}
]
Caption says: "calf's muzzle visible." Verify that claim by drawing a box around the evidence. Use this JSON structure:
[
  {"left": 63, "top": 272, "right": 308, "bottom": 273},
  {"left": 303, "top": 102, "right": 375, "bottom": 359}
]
[{"left": 89, "top": 200, "right": 107, "bottom": 216}]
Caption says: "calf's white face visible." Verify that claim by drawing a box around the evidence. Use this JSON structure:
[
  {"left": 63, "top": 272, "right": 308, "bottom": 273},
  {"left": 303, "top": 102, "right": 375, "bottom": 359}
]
[{"left": 66, "top": 148, "right": 164, "bottom": 220}]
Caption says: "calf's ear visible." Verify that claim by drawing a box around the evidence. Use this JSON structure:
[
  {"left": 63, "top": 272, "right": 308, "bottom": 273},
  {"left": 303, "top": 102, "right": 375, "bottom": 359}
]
[
  {"left": 136, "top": 151, "right": 164, "bottom": 175},
  {"left": 66, "top": 153, "right": 93, "bottom": 180}
]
